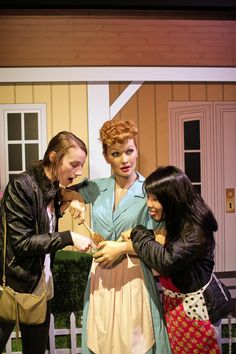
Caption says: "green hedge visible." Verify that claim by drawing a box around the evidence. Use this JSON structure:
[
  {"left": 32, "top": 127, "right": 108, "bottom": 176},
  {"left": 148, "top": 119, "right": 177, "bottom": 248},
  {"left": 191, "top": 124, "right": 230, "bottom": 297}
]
[{"left": 51, "top": 250, "right": 92, "bottom": 314}]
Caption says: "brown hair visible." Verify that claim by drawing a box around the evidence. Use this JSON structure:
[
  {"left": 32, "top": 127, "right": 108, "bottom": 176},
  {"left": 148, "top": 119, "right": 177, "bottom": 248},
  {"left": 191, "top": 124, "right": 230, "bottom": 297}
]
[
  {"left": 99, "top": 119, "right": 138, "bottom": 154},
  {"left": 43, "top": 131, "right": 87, "bottom": 180}
]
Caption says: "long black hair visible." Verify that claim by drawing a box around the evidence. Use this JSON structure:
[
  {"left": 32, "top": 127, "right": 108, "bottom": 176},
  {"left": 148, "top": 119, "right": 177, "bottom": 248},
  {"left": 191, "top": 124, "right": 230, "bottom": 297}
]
[{"left": 144, "top": 166, "right": 218, "bottom": 242}]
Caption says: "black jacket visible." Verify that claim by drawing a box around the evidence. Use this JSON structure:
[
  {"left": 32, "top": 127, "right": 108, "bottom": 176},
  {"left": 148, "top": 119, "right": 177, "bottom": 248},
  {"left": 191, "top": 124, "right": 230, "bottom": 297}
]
[
  {"left": 131, "top": 224, "right": 232, "bottom": 324},
  {"left": 0, "top": 162, "right": 73, "bottom": 293}
]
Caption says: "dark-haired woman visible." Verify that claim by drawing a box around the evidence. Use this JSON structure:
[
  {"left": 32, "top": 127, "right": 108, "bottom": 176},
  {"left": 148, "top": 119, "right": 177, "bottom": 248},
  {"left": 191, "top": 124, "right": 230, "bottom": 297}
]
[
  {"left": 0, "top": 131, "right": 91, "bottom": 354},
  {"left": 131, "top": 165, "right": 232, "bottom": 354}
]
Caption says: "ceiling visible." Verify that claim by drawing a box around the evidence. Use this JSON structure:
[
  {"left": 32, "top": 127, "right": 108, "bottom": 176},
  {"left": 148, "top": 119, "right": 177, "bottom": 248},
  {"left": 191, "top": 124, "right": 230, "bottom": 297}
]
[
  {"left": 0, "top": 0, "right": 235, "bottom": 9},
  {"left": 0, "top": 0, "right": 236, "bottom": 19}
]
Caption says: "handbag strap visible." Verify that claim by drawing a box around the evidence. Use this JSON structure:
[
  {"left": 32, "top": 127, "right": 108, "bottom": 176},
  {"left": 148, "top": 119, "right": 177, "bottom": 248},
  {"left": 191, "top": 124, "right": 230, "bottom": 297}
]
[
  {"left": 2, "top": 212, "right": 7, "bottom": 287},
  {"left": 2, "top": 212, "right": 46, "bottom": 291}
]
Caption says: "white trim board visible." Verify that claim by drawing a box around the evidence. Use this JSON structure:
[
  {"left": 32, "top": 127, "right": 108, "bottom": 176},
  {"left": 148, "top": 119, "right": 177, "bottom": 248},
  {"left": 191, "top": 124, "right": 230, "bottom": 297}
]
[{"left": 0, "top": 67, "right": 235, "bottom": 83}]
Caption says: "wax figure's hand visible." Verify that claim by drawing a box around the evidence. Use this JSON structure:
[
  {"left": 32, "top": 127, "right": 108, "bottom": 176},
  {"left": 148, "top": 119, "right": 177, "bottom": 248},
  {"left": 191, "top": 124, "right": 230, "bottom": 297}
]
[
  {"left": 93, "top": 241, "right": 126, "bottom": 266},
  {"left": 121, "top": 228, "right": 132, "bottom": 241},
  {"left": 71, "top": 232, "right": 91, "bottom": 252},
  {"left": 69, "top": 200, "right": 86, "bottom": 224}
]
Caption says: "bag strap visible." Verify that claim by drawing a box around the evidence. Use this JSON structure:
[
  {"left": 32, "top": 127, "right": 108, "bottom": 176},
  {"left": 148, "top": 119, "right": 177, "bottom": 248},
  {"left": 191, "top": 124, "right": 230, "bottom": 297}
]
[{"left": 2, "top": 212, "right": 7, "bottom": 287}]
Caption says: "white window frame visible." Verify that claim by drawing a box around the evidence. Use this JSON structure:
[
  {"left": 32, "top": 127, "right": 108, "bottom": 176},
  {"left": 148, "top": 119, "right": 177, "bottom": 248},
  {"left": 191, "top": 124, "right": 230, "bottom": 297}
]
[
  {"left": 0, "top": 104, "right": 47, "bottom": 192},
  {"left": 169, "top": 102, "right": 215, "bottom": 207}
]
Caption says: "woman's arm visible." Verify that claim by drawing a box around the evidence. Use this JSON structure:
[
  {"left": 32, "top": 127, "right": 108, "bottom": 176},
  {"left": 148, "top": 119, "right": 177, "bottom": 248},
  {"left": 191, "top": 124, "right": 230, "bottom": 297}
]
[
  {"left": 4, "top": 178, "right": 74, "bottom": 257},
  {"left": 131, "top": 225, "right": 206, "bottom": 275}
]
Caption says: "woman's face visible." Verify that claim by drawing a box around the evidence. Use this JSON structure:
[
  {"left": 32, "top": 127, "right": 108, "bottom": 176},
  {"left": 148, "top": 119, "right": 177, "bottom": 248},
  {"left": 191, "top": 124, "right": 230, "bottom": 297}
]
[
  {"left": 146, "top": 194, "right": 164, "bottom": 221},
  {"left": 57, "top": 146, "right": 87, "bottom": 187},
  {"left": 104, "top": 138, "right": 137, "bottom": 179}
]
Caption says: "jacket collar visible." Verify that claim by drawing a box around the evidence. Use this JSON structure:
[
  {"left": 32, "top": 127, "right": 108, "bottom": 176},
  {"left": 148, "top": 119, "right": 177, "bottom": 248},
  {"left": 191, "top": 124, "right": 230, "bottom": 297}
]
[{"left": 29, "top": 161, "right": 59, "bottom": 202}]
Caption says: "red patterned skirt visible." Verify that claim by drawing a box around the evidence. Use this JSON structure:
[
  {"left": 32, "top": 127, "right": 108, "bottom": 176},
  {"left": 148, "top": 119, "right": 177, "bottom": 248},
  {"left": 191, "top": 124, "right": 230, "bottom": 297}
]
[{"left": 161, "top": 278, "right": 221, "bottom": 353}]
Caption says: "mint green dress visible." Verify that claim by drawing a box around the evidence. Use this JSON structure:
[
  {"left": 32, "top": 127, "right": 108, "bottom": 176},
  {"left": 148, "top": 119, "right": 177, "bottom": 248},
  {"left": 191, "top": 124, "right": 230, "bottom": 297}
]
[{"left": 76, "top": 173, "right": 171, "bottom": 354}]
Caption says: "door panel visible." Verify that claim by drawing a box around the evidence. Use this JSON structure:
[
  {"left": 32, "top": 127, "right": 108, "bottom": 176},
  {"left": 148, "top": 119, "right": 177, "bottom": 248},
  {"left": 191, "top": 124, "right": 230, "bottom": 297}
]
[
  {"left": 220, "top": 107, "right": 236, "bottom": 271},
  {"left": 169, "top": 102, "right": 236, "bottom": 271}
]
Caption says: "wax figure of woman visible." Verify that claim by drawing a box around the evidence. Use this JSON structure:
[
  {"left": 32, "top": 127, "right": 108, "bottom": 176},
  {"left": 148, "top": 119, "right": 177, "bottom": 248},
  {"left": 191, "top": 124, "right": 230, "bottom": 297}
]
[
  {"left": 66, "top": 120, "right": 171, "bottom": 354},
  {"left": 0, "top": 131, "right": 91, "bottom": 354},
  {"left": 131, "top": 166, "right": 232, "bottom": 354}
]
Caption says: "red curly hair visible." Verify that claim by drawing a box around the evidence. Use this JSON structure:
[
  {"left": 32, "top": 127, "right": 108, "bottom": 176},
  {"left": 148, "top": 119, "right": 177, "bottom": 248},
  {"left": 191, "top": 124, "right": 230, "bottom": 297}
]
[{"left": 99, "top": 119, "right": 138, "bottom": 154}]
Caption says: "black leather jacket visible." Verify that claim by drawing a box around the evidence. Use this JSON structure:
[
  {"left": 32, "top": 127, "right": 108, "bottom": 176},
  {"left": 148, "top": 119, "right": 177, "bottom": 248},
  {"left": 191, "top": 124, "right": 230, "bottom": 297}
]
[
  {"left": 0, "top": 162, "right": 73, "bottom": 293},
  {"left": 131, "top": 224, "right": 232, "bottom": 324}
]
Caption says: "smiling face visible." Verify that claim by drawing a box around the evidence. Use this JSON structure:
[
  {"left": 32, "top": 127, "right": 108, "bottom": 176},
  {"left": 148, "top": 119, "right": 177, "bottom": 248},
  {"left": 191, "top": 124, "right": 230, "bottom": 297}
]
[
  {"left": 146, "top": 194, "right": 164, "bottom": 221},
  {"left": 55, "top": 146, "right": 87, "bottom": 187},
  {"left": 104, "top": 138, "right": 138, "bottom": 180}
]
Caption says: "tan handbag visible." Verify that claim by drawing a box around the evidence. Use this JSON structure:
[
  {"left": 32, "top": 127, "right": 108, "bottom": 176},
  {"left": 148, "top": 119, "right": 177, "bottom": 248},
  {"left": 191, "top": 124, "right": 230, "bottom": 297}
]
[{"left": 0, "top": 213, "right": 47, "bottom": 336}]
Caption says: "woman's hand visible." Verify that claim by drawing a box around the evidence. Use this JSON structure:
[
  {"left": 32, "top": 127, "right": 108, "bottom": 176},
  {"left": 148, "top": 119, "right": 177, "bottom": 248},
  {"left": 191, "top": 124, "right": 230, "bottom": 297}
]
[
  {"left": 120, "top": 228, "right": 132, "bottom": 241},
  {"left": 68, "top": 200, "right": 86, "bottom": 224},
  {"left": 71, "top": 232, "right": 91, "bottom": 252},
  {"left": 60, "top": 201, "right": 71, "bottom": 214},
  {"left": 93, "top": 241, "right": 126, "bottom": 267}
]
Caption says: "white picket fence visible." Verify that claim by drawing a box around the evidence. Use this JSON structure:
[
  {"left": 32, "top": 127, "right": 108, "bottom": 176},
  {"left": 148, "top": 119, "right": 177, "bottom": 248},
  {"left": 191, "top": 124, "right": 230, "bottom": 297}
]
[
  {"left": 4, "top": 314, "right": 236, "bottom": 354},
  {"left": 5, "top": 313, "right": 82, "bottom": 354}
]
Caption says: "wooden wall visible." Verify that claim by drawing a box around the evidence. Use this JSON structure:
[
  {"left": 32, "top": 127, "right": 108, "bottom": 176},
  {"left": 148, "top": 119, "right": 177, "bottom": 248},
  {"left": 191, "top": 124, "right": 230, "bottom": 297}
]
[
  {"left": 1, "top": 81, "right": 236, "bottom": 179},
  {"left": 0, "top": 15, "right": 235, "bottom": 67},
  {"left": 110, "top": 82, "right": 236, "bottom": 177},
  {"left": 1, "top": 81, "right": 236, "bottom": 232}
]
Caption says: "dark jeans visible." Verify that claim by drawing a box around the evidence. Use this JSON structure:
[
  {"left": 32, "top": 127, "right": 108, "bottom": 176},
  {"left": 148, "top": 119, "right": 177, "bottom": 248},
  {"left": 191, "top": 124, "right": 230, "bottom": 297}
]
[{"left": 0, "top": 301, "right": 51, "bottom": 354}]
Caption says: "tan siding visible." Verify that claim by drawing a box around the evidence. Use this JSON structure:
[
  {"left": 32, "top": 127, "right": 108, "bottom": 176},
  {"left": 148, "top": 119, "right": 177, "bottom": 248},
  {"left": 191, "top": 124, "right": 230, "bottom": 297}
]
[
  {"left": 190, "top": 84, "right": 207, "bottom": 101},
  {"left": 155, "top": 83, "right": 172, "bottom": 167},
  {"left": 51, "top": 84, "right": 70, "bottom": 134},
  {"left": 33, "top": 84, "right": 52, "bottom": 138},
  {"left": 173, "top": 83, "right": 190, "bottom": 101},
  {"left": 15, "top": 84, "right": 33, "bottom": 103},
  {"left": 224, "top": 84, "right": 236, "bottom": 100},
  {"left": 138, "top": 83, "right": 157, "bottom": 176},
  {"left": 0, "top": 84, "right": 15, "bottom": 103},
  {"left": 119, "top": 83, "right": 138, "bottom": 124},
  {"left": 69, "top": 83, "right": 88, "bottom": 144},
  {"left": 207, "top": 84, "right": 224, "bottom": 101}
]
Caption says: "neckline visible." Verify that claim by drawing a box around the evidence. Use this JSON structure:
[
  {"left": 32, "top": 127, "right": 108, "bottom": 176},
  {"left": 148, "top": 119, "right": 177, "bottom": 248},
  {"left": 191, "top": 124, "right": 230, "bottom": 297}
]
[{"left": 115, "top": 172, "right": 138, "bottom": 191}]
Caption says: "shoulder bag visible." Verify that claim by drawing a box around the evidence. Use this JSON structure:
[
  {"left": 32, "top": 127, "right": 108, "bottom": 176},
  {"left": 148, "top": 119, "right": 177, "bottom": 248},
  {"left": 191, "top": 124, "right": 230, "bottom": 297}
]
[{"left": 0, "top": 212, "right": 47, "bottom": 337}]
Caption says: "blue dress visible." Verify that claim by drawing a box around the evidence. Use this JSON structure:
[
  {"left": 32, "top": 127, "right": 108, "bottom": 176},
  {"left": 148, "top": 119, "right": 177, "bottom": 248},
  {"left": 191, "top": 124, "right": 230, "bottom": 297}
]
[{"left": 77, "top": 173, "right": 171, "bottom": 354}]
